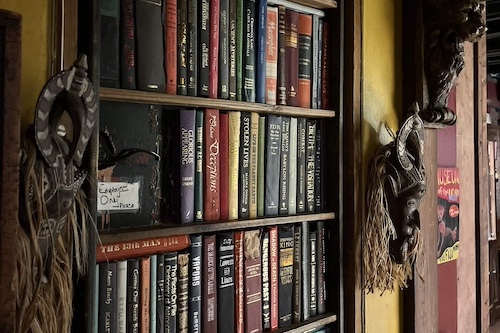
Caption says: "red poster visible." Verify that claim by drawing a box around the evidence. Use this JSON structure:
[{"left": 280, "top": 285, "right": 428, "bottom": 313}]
[{"left": 437, "top": 167, "right": 460, "bottom": 264}]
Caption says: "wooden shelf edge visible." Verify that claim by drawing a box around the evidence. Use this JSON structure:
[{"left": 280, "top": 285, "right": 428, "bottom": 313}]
[
  {"left": 281, "top": 313, "right": 337, "bottom": 333},
  {"left": 98, "top": 212, "right": 335, "bottom": 243},
  {"left": 289, "top": 0, "right": 337, "bottom": 10},
  {"left": 100, "top": 87, "right": 336, "bottom": 118}
]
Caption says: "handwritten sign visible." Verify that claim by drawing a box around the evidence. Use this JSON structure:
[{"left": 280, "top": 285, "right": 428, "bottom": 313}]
[{"left": 97, "top": 181, "right": 140, "bottom": 212}]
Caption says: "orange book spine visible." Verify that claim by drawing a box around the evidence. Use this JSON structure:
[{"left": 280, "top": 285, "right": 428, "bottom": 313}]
[
  {"left": 140, "top": 257, "right": 151, "bottom": 333},
  {"left": 234, "top": 231, "right": 245, "bottom": 333},
  {"left": 297, "top": 13, "right": 312, "bottom": 108},
  {"left": 265, "top": 6, "right": 278, "bottom": 105},
  {"left": 165, "top": 0, "right": 177, "bottom": 94}
]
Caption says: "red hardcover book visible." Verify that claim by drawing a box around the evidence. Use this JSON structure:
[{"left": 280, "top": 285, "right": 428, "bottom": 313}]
[
  {"left": 244, "top": 230, "right": 263, "bottom": 333},
  {"left": 203, "top": 235, "right": 217, "bottom": 332},
  {"left": 209, "top": 0, "right": 220, "bottom": 98},
  {"left": 140, "top": 257, "right": 151, "bottom": 333},
  {"left": 297, "top": 14, "right": 312, "bottom": 108},
  {"left": 234, "top": 231, "right": 245, "bottom": 333},
  {"left": 165, "top": 0, "right": 177, "bottom": 94},
  {"left": 96, "top": 235, "right": 191, "bottom": 263},
  {"left": 219, "top": 112, "right": 230, "bottom": 220},
  {"left": 321, "top": 21, "right": 330, "bottom": 110},
  {"left": 204, "top": 109, "right": 221, "bottom": 220},
  {"left": 284, "top": 9, "right": 299, "bottom": 106},
  {"left": 269, "top": 226, "right": 279, "bottom": 330},
  {"left": 266, "top": 6, "right": 278, "bottom": 105}
]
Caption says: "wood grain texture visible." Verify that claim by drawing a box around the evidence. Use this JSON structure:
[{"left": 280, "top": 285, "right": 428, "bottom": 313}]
[
  {"left": 0, "top": 10, "right": 21, "bottom": 333},
  {"left": 281, "top": 0, "right": 337, "bottom": 10}
]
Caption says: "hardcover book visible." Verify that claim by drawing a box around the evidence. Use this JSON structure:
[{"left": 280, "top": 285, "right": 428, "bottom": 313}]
[
  {"left": 310, "top": 230, "right": 318, "bottom": 317},
  {"left": 117, "top": 260, "right": 127, "bottom": 333},
  {"left": 261, "top": 229, "right": 271, "bottom": 330},
  {"left": 150, "top": 255, "right": 157, "bottom": 332},
  {"left": 277, "top": 5, "right": 286, "bottom": 105},
  {"left": 209, "top": 0, "right": 220, "bottom": 98},
  {"left": 243, "top": 0, "right": 256, "bottom": 102},
  {"left": 135, "top": 0, "right": 165, "bottom": 92},
  {"left": 269, "top": 226, "right": 279, "bottom": 330},
  {"left": 195, "top": 110, "right": 204, "bottom": 221},
  {"left": 189, "top": 236, "right": 202, "bottom": 333},
  {"left": 220, "top": 112, "right": 230, "bottom": 220},
  {"left": 249, "top": 112, "right": 260, "bottom": 218},
  {"left": 239, "top": 112, "right": 251, "bottom": 218},
  {"left": 315, "top": 121, "right": 323, "bottom": 212},
  {"left": 177, "top": 253, "right": 190, "bottom": 333},
  {"left": 288, "top": 118, "right": 298, "bottom": 214},
  {"left": 279, "top": 116, "right": 290, "bottom": 215},
  {"left": 199, "top": 0, "right": 210, "bottom": 97},
  {"left": 265, "top": 115, "right": 282, "bottom": 216},
  {"left": 204, "top": 109, "right": 221, "bottom": 221},
  {"left": 219, "top": 0, "right": 230, "bottom": 99},
  {"left": 292, "top": 225, "right": 302, "bottom": 324},
  {"left": 98, "top": 261, "right": 117, "bottom": 333},
  {"left": 164, "top": 253, "right": 178, "bottom": 333},
  {"left": 177, "top": 0, "right": 188, "bottom": 95},
  {"left": 165, "top": 0, "right": 177, "bottom": 94},
  {"left": 244, "top": 230, "right": 263, "bottom": 333},
  {"left": 317, "top": 20, "right": 323, "bottom": 109},
  {"left": 127, "top": 259, "right": 140, "bottom": 333},
  {"left": 229, "top": 112, "right": 241, "bottom": 220},
  {"left": 187, "top": 0, "right": 198, "bottom": 96},
  {"left": 100, "top": 0, "right": 120, "bottom": 88},
  {"left": 234, "top": 231, "right": 245, "bottom": 333},
  {"left": 203, "top": 235, "right": 218, "bottom": 332},
  {"left": 120, "top": 0, "right": 136, "bottom": 90},
  {"left": 317, "top": 221, "right": 327, "bottom": 315},
  {"left": 311, "top": 15, "right": 320, "bottom": 108},
  {"left": 306, "top": 119, "right": 317, "bottom": 213},
  {"left": 296, "top": 118, "right": 307, "bottom": 213},
  {"left": 217, "top": 232, "right": 235, "bottom": 333},
  {"left": 297, "top": 13, "right": 312, "bottom": 108},
  {"left": 257, "top": 116, "right": 266, "bottom": 217},
  {"left": 156, "top": 254, "right": 165, "bottom": 333},
  {"left": 278, "top": 225, "right": 294, "bottom": 327},
  {"left": 255, "top": 0, "right": 268, "bottom": 103},
  {"left": 265, "top": 6, "right": 278, "bottom": 105},
  {"left": 284, "top": 9, "right": 299, "bottom": 106},
  {"left": 236, "top": 0, "right": 244, "bottom": 101},
  {"left": 140, "top": 257, "right": 151, "bottom": 333},
  {"left": 321, "top": 21, "right": 330, "bottom": 109},
  {"left": 301, "top": 222, "right": 311, "bottom": 320},
  {"left": 229, "top": 0, "right": 238, "bottom": 100}
]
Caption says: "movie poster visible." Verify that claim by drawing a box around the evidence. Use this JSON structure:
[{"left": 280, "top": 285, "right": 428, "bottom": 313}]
[{"left": 437, "top": 167, "right": 460, "bottom": 264}]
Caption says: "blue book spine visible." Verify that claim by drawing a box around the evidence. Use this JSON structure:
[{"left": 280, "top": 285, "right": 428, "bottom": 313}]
[
  {"left": 180, "top": 109, "right": 197, "bottom": 223},
  {"left": 255, "top": 0, "right": 267, "bottom": 103}
]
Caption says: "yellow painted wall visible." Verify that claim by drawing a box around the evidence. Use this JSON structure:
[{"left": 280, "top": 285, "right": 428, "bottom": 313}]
[
  {"left": 363, "top": 0, "right": 403, "bottom": 332},
  {"left": 2, "top": 0, "right": 51, "bottom": 127}
]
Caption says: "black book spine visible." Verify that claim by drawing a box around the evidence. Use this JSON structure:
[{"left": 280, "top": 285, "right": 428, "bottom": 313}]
[
  {"left": 265, "top": 115, "right": 282, "bottom": 216},
  {"left": 310, "top": 230, "right": 317, "bottom": 317},
  {"left": 279, "top": 116, "right": 290, "bottom": 215},
  {"left": 301, "top": 222, "right": 310, "bottom": 320},
  {"left": 228, "top": 0, "right": 237, "bottom": 100},
  {"left": 157, "top": 254, "right": 165, "bottom": 333},
  {"left": 219, "top": 0, "right": 230, "bottom": 99},
  {"left": 178, "top": 252, "right": 190, "bottom": 333},
  {"left": 278, "top": 226, "right": 294, "bottom": 328},
  {"left": 217, "top": 232, "right": 235, "bottom": 333},
  {"left": 135, "top": 0, "right": 165, "bottom": 91},
  {"left": 99, "top": 262, "right": 117, "bottom": 333},
  {"left": 120, "top": 0, "right": 136, "bottom": 89},
  {"left": 178, "top": 0, "right": 188, "bottom": 95},
  {"left": 314, "top": 121, "right": 322, "bottom": 212},
  {"left": 292, "top": 225, "right": 302, "bottom": 324},
  {"left": 277, "top": 5, "right": 286, "bottom": 105},
  {"left": 164, "top": 252, "right": 178, "bottom": 333},
  {"left": 306, "top": 119, "right": 316, "bottom": 213},
  {"left": 100, "top": 0, "right": 120, "bottom": 88},
  {"left": 189, "top": 236, "right": 203, "bottom": 333},
  {"left": 262, "top": 230, "right": 271, "bottom": 330},
  {"left": 316, "top": 222, "right": 326, "bottom": 315},
  {"left": 296, "top": 118, "right": 307, "bottom": 213},
  {"left": 239, "top": 112, "right": 251, "bottom": 218},
  {"left": 187, "top": 0, "right": 198, "bottom": 96},
  {"left": 199, "top": 0, "right": 210, "bottom": 96},
  {"left": 127, "top": 259, "right": 140, "bottom": 333},
  {"left": 243, "top": 0, "right": 256, "bottom": 102}
]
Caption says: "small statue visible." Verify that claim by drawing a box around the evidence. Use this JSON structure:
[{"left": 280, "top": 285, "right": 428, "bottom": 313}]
[{"left": 364, "top": 103, "right": 426, "bottom": 294}]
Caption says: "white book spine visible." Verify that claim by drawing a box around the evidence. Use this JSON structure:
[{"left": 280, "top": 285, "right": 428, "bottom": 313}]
[{"left": 116, "top": 260, "right": 128, "bottom": 333}]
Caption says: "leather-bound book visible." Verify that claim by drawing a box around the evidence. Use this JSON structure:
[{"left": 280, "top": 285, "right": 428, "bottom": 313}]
[
  {"left": 296, "top": 118, "right": 307, "bottom": 213},
  {"left": 277, "top": 5, "right": 286, "bottom": 105},
  {"left": 204, "top": 109, "right": 221, "bottom": 221},
  {"left": 306, "top": 119, "right": 317, "bottom": 213},
  {"left": 239, "top": 112, "right": 251, "bottom": 219},
  {"left": 135, "top": 0, "right": 165, "bottom": 92},
  {"left": 120, "top": 0, "right": 136, "bottom": 89},
  {"left": 209, "top": 0, "right": 220, "bottom": 98},
  {"left": 219, "top": 0, "right": 230, "bottom": 99},
  {"left": 165, "top": 0, "right": 177, "bottom": 94},
  {"left": 177, "top": 253, "right": 190, "bottom": 333},
  {"left": 234, "top": 231, "right": 245, "bottom": 333},
  {"left": 217, "top": 232, "right": 235, "bottom": 333},
  {"left": 187, "top": 0, "right": 198, "bottom": 96},
  {"left": 297, "top": 13, "right": 312, "bottom": 108},
  {"left": 255, "top": 0, "right": 267, "bottom": 103},
  {"left": 164, "top": 253, "right": 178, "bottom": 333},
  {"left": 199, "top": 0, "right": 210, "bottom": 97},
  {"left": 195, "top": 110, "right": 204, "bottom": 221},
  {"left": 177, "top": 0, "right": 188, "bottom": 95},
  {"left": 219, "top": 112, "right": 230, "bottom": 220},
  {"left": 265, "top": 115, "right": 282, "bottom": 216},
  {"left": 278, "top": 225, "right": 294, "bottom": 327},
  {"left": 100, "top": 0, "right": 120, "bottom": 88},
  {"left": 249, "top": 112, "right": 259, "bottom": 219},
  {"left": 140, "top": 257, "right": 151, "bottom": 333},
  {"left": 269, "top": 226, "right": 279, "bottom": 330},
  {"left": 265, "top": 6, "right": 278, "bottom": 105},
  {"left": 98, "top": 261, "right": 117, "bottom": 333},
  {"left": 127, "top": 259, "right": 140, "bottom": 333},
  {"left": 228, "top": 112, "right": 241, "bottom": 220},
  {"left": 284, "top": 9, "right": 299, "bottom": 106},
  {"left": 261, "top": 229, "right": 271, "bottom": 330},
  {"left": 244, "top": 230, "right": 263, "bottom": 333},
  {"left": 279, "top": 116, "right": 290, "bottom": 215},
  {"left": 189, "top": 236, "right": 202, "bottom": 333},
  {"left": 203, "top": 235, "right": 217, "bottom": 332}
]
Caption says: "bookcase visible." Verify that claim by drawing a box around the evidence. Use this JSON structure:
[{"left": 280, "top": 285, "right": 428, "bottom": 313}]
[{"left": 77, "top": 0, "right": 344, "bottom": 332}]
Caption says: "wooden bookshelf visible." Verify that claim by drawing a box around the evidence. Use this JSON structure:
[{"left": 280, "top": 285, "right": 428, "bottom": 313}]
[
  {"left": 281, "top": 313, "right": 337, "bottom": 333},
  {"left": 100, "top": 87, "right": 336, "bottom": 118}
]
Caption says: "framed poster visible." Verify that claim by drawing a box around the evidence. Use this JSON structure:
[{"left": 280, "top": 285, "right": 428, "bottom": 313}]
[{"left": 437, "top": 167, "right": 460, "bottom": 264}]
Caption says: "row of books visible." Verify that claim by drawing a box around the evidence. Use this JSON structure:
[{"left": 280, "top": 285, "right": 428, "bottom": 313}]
[
  {"left": 96, "top": 222, "right": 328, "bottom": 333},
  {"left": 99, "top": 0, "right": 331, "bottom": 109},
  {"left": 164, "top": 109, "right": 326, "bottom": 224}
]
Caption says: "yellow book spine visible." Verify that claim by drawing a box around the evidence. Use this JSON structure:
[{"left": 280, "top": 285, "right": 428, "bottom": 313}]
[{"left": 228, "top": 111, "right": 241, "bottom": 220}]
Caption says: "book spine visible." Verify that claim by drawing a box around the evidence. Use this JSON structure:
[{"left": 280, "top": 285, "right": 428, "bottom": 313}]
[
  {"left": 219, "top": 0, "right": 230, "bottom": 99},
  {"left": 296, "top": 118, "right": 307, "bottom": 213},
  {"left": 127, "top": 259, "right": 140, "bottom": 333},
  {"left": 100, "top": 0, "right": 120, "bottom": 88},
  {"left": 116, "top": 260, "right": 127, "bottom": 333},
  {"left": 217, "top": 232, "right": 235, "bottom": 333},
  {"left": 180, "top": 109, "right": 196, "bottom": 223},
  {"left": 228, "top": 112, "right": 241, "bottom": 220},
  {"left": 177, "top": 0, "right": 188, "bottom": 95},
  {"left": 209, "top": 0, "right": 220, "bottom": 98},
  {"left": 94, "top": 265, "right": 99, "bottom": 333},
  {"left": 257, "top": 116, "right": 266, "bottom": 217},
  {"left": 317, "top": 20, "right": 323, "bottom": 109},
  {"left": 164, "top": 253, "right": 178, "bottom": 333},
  {"left": 187, "top": 0, "right": 198, "bottom": 96},
  {"left": 288, "top": 118, "right": 297, "bottom": 215},
  {"left": 284, "top": 9, "right": 299, "bottom": 106},
  {"left": 243, "top": 0, "right": 256, "bottom": 102},
  {"left": 311, "top": 15, "right": 319, "bottom": 109},
  {"left": 120, "top": 0, "right": 136, "bottom": 89},
  {"left": 157, "top": 254, "right": 165, "bottom": 333},
  {"left": 165, "top": 0, "right": 177, "bottom": 94},
  {"left": 244, "top": 230, "right": 263, "bottom": 333},
  {"left": 279, "top": 116, "right": 290, "bottom": 215},
  {"left": 219, "top": 112, "right": 230, "bottom": 220},
  {"left": 203, "top": 235, "right": 218, "bottom": 332},
  {"left": 265, "top": 6, "right": 278, "bottom": 105},
  {"left": 150, "top": 255, "right": 158, "bottom": 332},
  {"left": 249, "top": 112, "right": 259, "bottom": 218},
  {"left": 292, "top": 225, "right": 302, "bottom": 324},
  {"left": 314, "top": 121, "right": 322, "bottom": 212},
  {"left": 261, "top": 230, "right": 271, "bottom": 330},
  {"left": 239, "top": 112, "right": 251, "bottom": 218},
  {"left": 316, "top": 221, "right": 326, "bottom": 315},
  {"left": 297, "top": 13, "right": 312, "bottom": 108},
  {"left": 189, "top": 236, "right": 202, "bottom": 333},
  {"left": 321, "top": 21, "right": 329, "bottom": 109},
  {"left": 301, "top": 222, "right": 310, "bottom": 320},
  {"left": 234, "top": 231, "right": 245, "bottom": 333},
  {"left": 195, "top": 110, "right": 204, "bottom": 221},
  {"left": 200, "top": 0, "right": 210, "bottom": 97},
  {"left": 306, "top": 119, "right": 316, "bottom": 213},
  {"left": 178, "top": 253, "right": 190, "bottom": 333},
  {"left": 269, "top": 226, "right": 279, "bottom": 330},
  {"left": 265, "top": 115, "right": 282, "bottom": 216},
  {"left": 229, "top": 0, "right": 237, "bottom": 100},
  {"left": 99, "top": 262, "right": 117, "bottom": 333},
  {"left": 204, "top": 109, "right": 221, "bottom": 220},
  {"left": 277, "top": 6, "right": 286, "bottom": 105},
  {"left": 255, "top": 0, "right": 267, "bottom": 103},
  {"left": 135, "top": 0, "right": 165, "bottom": 92},
  {"left": 310, "top": 231, "right": 317, "bottom": 317},
  {"left": 140, "top": 257, "right": 151, "bottom": 333},
  {"left": 96, "top": 235, "right": 191, "bottom": 263},
  {"left": 236, "top": 0, "right": 244, "bottom": 101},
  {"left": 278, "top": 226, "right": 294, "bottom": 328}
]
